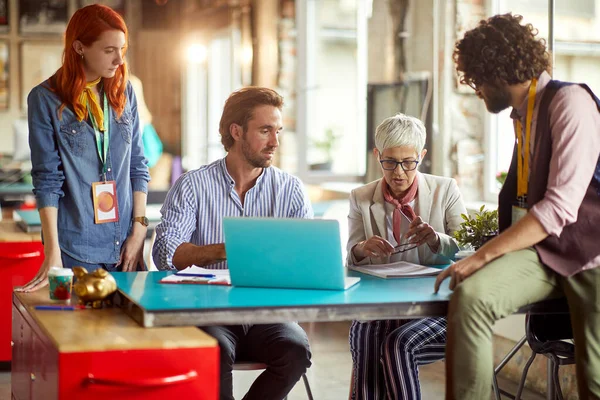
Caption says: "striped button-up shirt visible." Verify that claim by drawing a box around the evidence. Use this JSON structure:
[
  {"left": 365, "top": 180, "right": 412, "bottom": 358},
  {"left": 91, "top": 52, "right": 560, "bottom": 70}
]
[{"left": 152, "top": 157, "right": 313, "bottom": 270}]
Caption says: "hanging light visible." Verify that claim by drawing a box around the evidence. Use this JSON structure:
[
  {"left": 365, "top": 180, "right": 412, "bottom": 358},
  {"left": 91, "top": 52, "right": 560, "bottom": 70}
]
[{"left": 186, "top": 44, "right": 207, "bottom": 64}]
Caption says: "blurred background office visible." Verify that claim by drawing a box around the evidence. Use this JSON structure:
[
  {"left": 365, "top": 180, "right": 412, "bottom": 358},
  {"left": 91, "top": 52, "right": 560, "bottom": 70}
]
[{"left": 1, "top": 0, "right": 598, "bottom": 398}]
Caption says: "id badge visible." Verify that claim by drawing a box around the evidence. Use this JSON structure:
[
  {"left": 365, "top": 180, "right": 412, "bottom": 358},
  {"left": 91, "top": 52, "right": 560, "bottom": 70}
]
[
  {"left": 92, "top": 181, "right": 119, "bottom": 224},
  {"left": 511, "top": 205, "right": 527, "bottom": 225}
]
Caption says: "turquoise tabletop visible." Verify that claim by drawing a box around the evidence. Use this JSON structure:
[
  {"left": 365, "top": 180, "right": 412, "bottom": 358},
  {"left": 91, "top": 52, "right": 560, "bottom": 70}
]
[
  {"left": 113, "top": 269, "right": 453, "bottom": 327},
  {"left": 114, "top": 270, "right": 452, "bottom": 311},
  {"left": 0, "top": 182, "right": 33, "bottom": 195}
]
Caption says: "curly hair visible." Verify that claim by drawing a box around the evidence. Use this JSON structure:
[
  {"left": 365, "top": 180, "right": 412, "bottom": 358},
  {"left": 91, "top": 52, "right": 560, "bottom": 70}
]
[{"left": 454, "top": 13, "right": 551, "bottom": 89}]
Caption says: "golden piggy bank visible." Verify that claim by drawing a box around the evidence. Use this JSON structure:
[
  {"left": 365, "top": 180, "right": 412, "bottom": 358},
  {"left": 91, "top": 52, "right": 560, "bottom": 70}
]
[{"left": 72, "top": 267, "right": 117, "bottom": 309}]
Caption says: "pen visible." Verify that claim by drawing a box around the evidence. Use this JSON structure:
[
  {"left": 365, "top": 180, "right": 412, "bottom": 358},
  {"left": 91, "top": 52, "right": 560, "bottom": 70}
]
[
  {"left": 35, "top": 305, "right": 88, "bottom": 311},
  {"left": 175, "top": 273, "right": 217, "bottom": 278}
]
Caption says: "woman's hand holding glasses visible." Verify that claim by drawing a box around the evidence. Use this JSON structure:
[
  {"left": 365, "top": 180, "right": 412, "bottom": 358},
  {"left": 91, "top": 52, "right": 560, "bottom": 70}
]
[
  {"left": 353, "top": 235, "right": 395, "bottom": 261},
  {"left": 353, "top": 216, "right": 441, "bottom": 261},
  {"left": 405, "top": 216, "right": 440, "bottom": 252}
]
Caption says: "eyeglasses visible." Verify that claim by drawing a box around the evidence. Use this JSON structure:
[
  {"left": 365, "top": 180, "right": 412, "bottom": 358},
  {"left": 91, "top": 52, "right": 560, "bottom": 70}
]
[
  {"left": 466, "top": 81, "right": 478, "bottom": 91},
  {"left": 379, "top": 159, "right": 420, "bottom": 172},
  {"left": 465, "top": 78, "right": 484, "bottom": 91},
  {"left": 391, "top": 242, "right": 418, "bottom": 254}
]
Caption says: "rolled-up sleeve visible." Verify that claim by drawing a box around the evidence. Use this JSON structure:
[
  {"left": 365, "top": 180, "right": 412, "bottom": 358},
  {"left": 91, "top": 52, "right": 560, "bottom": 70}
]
[
  {"left": 28, "top": 87, "right": 65, "bottom": 209},
  {"left": 126, "top": 83, "right": 150, "bottom": 194},
  {"left": 530, "top": 85, "right": 600, "bottom": 237},
  {"left": 152, "top": 174, "right": 198, "bottom": 270}
]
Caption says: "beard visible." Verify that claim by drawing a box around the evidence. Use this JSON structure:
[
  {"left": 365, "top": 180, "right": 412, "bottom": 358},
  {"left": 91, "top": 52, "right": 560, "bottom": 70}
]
[
  {"left": 241, "top": 137, "right": 275, "bottom": 168},
  {"left": 483, "top": 85, "right": 512, "bottom": 114}
]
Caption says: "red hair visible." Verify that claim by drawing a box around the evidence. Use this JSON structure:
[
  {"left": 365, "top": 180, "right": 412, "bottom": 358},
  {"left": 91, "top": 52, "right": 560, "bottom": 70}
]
[{"left": 49, "top": 4, "right": 129, "bottom": 119}]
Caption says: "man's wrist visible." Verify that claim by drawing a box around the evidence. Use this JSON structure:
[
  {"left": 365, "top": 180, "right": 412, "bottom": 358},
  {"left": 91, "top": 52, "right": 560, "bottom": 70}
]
[
  {"left": 473, "top": 244, "right": 497, "bottom": 265},
  {"left": 218, "top": 244, "right": 227, "bottom": 261}
]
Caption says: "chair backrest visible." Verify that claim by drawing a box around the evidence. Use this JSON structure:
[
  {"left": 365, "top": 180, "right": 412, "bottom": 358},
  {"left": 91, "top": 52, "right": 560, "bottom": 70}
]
[{"left": 526, "top": 312, "right": 573, "bottom": 356}]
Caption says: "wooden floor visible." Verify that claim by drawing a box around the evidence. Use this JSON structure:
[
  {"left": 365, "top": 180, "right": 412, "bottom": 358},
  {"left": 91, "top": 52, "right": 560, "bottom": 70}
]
[{"left": 0, "top": 321, "right": 545, "bottom": 400}]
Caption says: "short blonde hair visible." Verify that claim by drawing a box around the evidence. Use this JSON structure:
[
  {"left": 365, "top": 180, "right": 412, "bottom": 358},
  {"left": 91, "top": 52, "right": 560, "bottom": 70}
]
[
  {"left": 374, "top": 113, "right": 426, "bottom": 154},
  {"left": 219, "top": 87, "right": 283, "bottom": 151}
]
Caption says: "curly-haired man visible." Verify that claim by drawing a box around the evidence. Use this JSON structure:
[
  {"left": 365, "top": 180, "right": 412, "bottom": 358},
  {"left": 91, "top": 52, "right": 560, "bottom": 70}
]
[{"left": 435, "top": 13, "right": 600, "bottom": 399}]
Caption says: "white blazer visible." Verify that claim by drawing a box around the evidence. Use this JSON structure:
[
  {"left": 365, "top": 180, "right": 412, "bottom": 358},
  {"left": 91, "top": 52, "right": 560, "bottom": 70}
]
[{"left": 346, "top": 172, "right": 467, "bottom": 266}]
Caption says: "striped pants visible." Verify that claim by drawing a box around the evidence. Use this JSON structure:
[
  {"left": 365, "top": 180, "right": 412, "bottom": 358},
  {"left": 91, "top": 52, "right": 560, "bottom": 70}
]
[{"left": 349, "top": 317, "right": 447, "bottom": 400}]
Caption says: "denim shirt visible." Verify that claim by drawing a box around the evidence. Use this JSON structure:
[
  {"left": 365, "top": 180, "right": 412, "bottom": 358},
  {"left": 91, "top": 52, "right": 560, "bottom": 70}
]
[{"left": 28, "top": 81, "right": 150, "bottom": 264}]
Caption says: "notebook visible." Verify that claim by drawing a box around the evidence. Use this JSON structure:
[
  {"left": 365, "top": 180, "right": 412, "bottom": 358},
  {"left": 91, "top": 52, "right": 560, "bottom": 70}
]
[
  {"left": 223, "top": 218, "right": 360, "bottom": 290},
  {"left": 159, "top": 266, "right": 231, "bottom": 285},
  {"left": 348, "top": 260, "right": 444, "bottom": 279}
]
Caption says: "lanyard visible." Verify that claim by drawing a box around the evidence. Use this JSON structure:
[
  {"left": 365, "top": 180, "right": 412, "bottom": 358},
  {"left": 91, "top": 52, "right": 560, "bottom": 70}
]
[
  {"left": 89, "top": 93, "right": 110, "bottom": 181},
  {"left": 515, "top": 78, "right": 538, "bottom": 198}
]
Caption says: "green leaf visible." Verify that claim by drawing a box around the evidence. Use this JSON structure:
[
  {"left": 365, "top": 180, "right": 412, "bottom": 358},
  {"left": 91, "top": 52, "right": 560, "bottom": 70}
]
[{"left": 454, "top": 205, "right": 499, "bottom": 249}]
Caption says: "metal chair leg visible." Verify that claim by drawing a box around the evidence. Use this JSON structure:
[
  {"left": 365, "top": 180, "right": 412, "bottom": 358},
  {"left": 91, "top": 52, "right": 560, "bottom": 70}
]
[
  {"left": 515, "top": 351, "right": 537, "bottom": 400},
  {"left": 302, "top": 373, "right": 314, "bottom": 400},
  {"left": 546, "top": 358, "right": 555, "bottom": 400},
  {"left": 492, "top": 373, "right": 502, "bottom": 400},
  {"left": 493, "top": 335, "right": 527, "bottom": 399},
  {"left": 550, "top": 355, "right": 564, "bottom": 400}
]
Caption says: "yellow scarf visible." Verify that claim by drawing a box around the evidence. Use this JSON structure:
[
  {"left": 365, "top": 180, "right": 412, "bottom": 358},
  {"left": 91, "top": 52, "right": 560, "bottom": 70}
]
[{"left": 77, "top": 77, "right": 105, "bottom": 131}]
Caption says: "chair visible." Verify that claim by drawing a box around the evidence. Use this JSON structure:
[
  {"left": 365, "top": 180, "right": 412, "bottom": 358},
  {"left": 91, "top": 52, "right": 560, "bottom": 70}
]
[
  {"left": 514, "top": 312, "right": 575, "bottom": 400},
  {"left": 233, "top": 362, "right": 314, "bottom": 400},
  {"left": 492, "top": 299, "right": 573, "bottom": 400}
]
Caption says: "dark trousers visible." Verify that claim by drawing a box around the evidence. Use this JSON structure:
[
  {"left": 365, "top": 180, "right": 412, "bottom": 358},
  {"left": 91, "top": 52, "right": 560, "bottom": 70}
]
[{"left": 201, "top": 323, "right": 312, "bottom": 400}]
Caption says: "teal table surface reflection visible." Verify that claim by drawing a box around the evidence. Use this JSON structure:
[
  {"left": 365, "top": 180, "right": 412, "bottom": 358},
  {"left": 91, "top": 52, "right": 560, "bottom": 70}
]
[
  {"left": 0, "top": 182, "right": 33, "bottom": 196},
  {"left": 113, "top": 269, "right": 453, "bottom": 328}
]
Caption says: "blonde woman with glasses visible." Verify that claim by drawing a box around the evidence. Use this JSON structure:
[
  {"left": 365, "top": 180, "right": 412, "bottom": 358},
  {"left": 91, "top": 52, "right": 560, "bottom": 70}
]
[{"left": 347, "top": 113, "right": 466, "bottom": 400}]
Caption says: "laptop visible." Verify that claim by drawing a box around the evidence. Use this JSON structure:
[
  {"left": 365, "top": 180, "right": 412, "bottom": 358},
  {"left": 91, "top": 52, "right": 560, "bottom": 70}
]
[{"left": 222, "top": 218, "right": 360, "bottom": 290}]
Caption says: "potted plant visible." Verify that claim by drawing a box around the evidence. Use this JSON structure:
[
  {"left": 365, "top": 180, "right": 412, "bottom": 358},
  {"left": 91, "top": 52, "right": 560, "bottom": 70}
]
[
  {"left": 309, "top": 128, "right": 340, "bottom": 171},
  {"left": 496, "top": 170, "right": 508, "bottom": 189},
  {"left": 453, "top": 205, "right": 499, "bottom": 250}
]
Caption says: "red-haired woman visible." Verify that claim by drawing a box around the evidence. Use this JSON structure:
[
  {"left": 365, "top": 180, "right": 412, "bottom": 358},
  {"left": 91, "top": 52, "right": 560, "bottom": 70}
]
[{"left": 18, "top": 4, "right": 150, "bottom": 292}]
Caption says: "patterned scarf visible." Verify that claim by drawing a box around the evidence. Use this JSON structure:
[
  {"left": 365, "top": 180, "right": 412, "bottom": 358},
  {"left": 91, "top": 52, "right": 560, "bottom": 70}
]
[
  {"left": 76, "top": 77, "right": 104, "bottom": 130},
  {"left": 381, "top": 174, "right": 419, "bottom": 244}
]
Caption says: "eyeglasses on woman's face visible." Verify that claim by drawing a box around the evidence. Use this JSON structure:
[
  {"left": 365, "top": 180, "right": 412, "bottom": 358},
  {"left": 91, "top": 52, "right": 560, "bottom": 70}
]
[{"left": 379, "top": 158, "right": 420, "bottom": 172}]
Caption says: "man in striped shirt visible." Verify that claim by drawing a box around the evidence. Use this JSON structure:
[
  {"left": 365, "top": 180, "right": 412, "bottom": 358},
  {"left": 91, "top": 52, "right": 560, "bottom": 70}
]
[{"left": 152, "top": 87, "right": 312, "bottom": 400}]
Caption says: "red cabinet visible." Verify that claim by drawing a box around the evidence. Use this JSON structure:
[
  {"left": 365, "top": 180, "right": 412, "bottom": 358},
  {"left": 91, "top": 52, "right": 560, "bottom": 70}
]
[
  {"left": 12, "top": 290, "right": 219, "bottom": 400},
  {"left": 57, "top": 350, "right": 217, "bottom": 399},
  {"left": 11, "top": 303, "right": 33, "bottom": 399},
  {"left": 1, "top": 240, "right": 44, "bottom": 362}
]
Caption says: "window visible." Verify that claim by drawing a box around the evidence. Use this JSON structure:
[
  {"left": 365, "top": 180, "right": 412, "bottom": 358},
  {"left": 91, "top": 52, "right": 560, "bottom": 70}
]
[
  {"left": 292, "top": 0, "right": 368, "bottom": 183},
  {"left": 181, "top": 28, "right": 245, "bottom": 170},
  {"left": 484, "top": 0, "right": 600, "bottom": 201}
]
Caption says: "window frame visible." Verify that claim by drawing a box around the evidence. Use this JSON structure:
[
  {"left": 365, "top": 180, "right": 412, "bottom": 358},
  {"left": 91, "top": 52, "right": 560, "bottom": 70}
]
[{"left": 294, "top": 0, "right": 369, "bottom": 184}]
